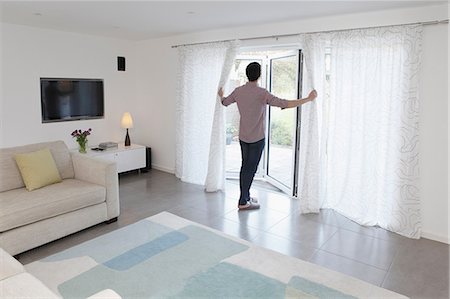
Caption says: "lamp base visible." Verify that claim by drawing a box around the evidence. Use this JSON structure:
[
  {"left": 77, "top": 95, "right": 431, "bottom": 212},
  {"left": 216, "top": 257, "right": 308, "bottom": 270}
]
[{"left": 125, "top": 129, "right": 131, "bottom": 146}]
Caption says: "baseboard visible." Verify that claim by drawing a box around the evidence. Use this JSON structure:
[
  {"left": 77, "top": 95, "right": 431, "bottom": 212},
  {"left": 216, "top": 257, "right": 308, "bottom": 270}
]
[
  {"left": 151, "top": 164, "right": 175, "bottom": 174},
  {"left": 421, "top": 230, "right": 450, "bottom": 244}
]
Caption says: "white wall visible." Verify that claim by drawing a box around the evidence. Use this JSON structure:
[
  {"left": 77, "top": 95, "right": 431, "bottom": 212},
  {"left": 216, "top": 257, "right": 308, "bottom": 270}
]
[
  {"left": 0, "top": 23, "right": 137, "bottom": 148},
  {"left": 135, "top": 4, "right": 448, "bottom": 242},
  {"left": 134, "top": 40, "right": 175, "bottom": 173},
  {"left": 448, "top": 4, "right": 450, "bottom": 244},
  {"left": 419, "top": 24, "right": 448, "bottom": 243}
]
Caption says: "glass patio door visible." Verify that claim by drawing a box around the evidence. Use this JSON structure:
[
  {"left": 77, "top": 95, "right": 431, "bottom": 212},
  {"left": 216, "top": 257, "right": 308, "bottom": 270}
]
[{"left": 265, "top": 51, "right": 302, "bottom": 196}]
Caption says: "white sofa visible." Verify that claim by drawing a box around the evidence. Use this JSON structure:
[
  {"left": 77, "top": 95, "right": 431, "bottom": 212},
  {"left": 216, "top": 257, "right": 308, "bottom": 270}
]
[
  {"left": 0, "top": 247, "right": 120, "bottom": 298},
  {"left": 0, "top": 141, "right": 120, "bottom": 256}
]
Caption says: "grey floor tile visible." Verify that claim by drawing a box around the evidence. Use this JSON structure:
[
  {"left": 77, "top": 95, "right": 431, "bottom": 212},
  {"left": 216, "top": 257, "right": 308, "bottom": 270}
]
[
  {"left": 167, "top": 205, "right": 223, "bottom": 226},
  {"left": 201, "top": 217, "right": 263, "bottom": 242},
  {"left": 223, "top": 206, "right": 289, "bottom": 231},
  {"left": 245, "top": 189, "right": 301, "bottom": 214},
  {"left": 224, "top": 186, "right": 241, "bottom": 200},
  {"left": 331, "top": 211, "right": 412, "bottom": 246},
  {"left": 251, "top": 232, "right": 318, "bottom": 261},
  {"left": 267, "top": 213, "right": 339, "bottom": 248},
  {"left": 299, "top": 208, "right": 342, "bottom": 226},
  {"left": 320, "top": 229, "right": 398, "bottom": 270},
  {"left": 181, "top": 193, "right": 237, "bottom": 215},
  {"left": 309, "top": 250, "right": 387, "bottom": 286},
  {"left": 382, "top": 238, "right": 449, "bottom": 298},
  {"left": 303, "top": 209, "right": 412, "bottom": 247}
]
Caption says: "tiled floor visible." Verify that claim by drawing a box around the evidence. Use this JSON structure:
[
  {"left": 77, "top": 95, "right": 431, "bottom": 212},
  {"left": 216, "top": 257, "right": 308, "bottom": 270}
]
[{"left": 16, "top": 170, "right": 449, "bottom": 298}]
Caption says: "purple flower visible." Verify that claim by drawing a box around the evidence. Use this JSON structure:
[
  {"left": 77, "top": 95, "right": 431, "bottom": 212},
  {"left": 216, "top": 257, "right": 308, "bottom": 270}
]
[{"left": 70, "top": 128, "right": 93, "bottom": 140}]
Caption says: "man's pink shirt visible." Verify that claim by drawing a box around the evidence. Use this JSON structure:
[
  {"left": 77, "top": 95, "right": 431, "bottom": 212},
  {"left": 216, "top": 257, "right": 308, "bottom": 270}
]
[{"left": 222, "top": 81, "right": 289, "bottom": 143}]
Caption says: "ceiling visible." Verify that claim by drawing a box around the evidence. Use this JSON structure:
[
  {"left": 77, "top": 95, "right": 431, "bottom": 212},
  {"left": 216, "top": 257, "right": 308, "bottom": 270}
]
[{"left": 0, "top": 1, "right": 446, "bottom": 40}]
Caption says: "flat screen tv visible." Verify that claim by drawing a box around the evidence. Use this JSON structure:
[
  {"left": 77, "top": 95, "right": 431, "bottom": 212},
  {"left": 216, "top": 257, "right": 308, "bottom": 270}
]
[{"left": 40, "top": 78, "right": 104, "bottom": 123}]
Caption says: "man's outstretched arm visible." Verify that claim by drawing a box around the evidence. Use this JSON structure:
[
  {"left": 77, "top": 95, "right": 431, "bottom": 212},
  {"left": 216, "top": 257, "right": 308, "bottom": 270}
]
[
  {"left": 285, "top": 89, "right": 318, "bottom": 109},
  {"left": 218, "top": 87, "right": 236, "bottom": 106}
]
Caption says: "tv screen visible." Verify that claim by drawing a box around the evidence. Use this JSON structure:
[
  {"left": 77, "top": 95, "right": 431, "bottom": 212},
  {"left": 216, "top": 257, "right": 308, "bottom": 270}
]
[{"left": 41, "top": 78, "right": 104, "bottom": 123}]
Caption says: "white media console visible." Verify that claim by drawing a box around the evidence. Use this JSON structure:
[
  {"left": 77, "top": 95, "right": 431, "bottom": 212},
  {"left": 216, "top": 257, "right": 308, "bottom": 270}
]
[{"left": 81, "top": 144, "right": 146, "bottom": 173}]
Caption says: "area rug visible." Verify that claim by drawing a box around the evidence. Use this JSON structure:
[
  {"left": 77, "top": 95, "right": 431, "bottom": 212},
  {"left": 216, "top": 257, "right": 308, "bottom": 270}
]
[{"left": 25, "top": 212, "right": 406, "bottom": 298}]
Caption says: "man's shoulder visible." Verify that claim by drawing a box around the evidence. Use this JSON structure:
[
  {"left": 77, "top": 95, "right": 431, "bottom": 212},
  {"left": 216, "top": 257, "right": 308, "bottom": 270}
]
[
  {"left": 256, "top": 86, "right": 269, "bottom": 92},
  {"left": 239, "top": 84, "right": 267, "bottom": 93}
]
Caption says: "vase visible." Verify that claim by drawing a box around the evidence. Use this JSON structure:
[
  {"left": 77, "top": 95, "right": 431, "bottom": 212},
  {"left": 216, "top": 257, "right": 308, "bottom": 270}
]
[{"left": 78, "top": 141, "right": 87, "bottom": 153}]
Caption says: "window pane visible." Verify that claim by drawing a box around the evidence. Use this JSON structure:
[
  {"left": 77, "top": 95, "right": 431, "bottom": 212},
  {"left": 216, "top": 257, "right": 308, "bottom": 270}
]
[{"left": 267, "top": 55, "right": 297, "bottom": 188}]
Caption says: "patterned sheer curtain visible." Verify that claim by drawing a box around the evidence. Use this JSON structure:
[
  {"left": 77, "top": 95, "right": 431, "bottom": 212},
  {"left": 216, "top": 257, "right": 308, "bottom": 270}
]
[
  {"left": 299, "top": 25, "right": 423, "bottom": 238},
  {"left": 297, "top": 35, "right": 326, "bottom": 214},
  {"left": 175, "top": 41, "right": 239, "bottom": 188},
  {"left": 205, "top": 41, "right": 240, "bottom": 192}
]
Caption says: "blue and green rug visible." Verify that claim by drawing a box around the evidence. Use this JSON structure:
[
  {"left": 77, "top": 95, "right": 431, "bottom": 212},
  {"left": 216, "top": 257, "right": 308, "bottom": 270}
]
[{"left": 26, "top": 212, "right": 406, "bottom": 298}]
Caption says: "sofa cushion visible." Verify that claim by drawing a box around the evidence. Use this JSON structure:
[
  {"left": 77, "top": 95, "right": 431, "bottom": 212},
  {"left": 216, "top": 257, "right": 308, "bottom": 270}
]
[
  {"left": 0, "top": 272, "right": 58, "bottom": 298},
  {"left": 0, "top": 179, "right": 106, "bottom": 232},
  {"left": 14, "top": 148, "right": 62, "bottom": 191},
  {"left": 0, "top": 141, "right": 75, "bottom": 192}
]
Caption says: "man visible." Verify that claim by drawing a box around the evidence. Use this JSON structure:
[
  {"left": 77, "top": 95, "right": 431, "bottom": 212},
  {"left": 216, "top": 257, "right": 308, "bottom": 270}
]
[{"left": 218, "top": 62, "right": 317, "bottom": 210}]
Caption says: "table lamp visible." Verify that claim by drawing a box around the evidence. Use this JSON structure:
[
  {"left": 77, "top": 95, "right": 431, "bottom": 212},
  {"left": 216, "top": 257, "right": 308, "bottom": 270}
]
[{"left": 121, "top": 112, "right": 133, "bottom": 146}]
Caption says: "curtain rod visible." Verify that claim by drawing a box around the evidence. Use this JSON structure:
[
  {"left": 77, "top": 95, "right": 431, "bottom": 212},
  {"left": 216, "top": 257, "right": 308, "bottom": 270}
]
[{"left": 171, "top": 19, "right": 449, "bottom": 48}]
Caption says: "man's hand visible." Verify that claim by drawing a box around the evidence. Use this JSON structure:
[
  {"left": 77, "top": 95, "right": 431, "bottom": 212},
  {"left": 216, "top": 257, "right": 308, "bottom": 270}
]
[
  {"left": 218, "top": 87, "right": 224, "bottom": 98},
  {"left": 308, "top": 89, "right": 318, "bottom": 102}
]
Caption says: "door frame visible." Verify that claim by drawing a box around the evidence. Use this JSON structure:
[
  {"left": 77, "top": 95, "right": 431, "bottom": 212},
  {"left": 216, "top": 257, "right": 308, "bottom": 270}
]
[
  {"left": 263, "top": 50, "right": 303, "bottom": 196},
  {"left": 224, "top": 48, "right": 304, "bottom": 198}
]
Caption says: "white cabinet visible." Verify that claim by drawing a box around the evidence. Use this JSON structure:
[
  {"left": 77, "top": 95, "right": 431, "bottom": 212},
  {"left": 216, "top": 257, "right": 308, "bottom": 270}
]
[{"left": 83, "top": 144, "right": 146, "bottom": 173}]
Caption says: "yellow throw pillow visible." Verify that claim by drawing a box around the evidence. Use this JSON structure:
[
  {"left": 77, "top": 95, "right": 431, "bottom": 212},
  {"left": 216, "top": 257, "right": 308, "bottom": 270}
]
[{"left": 14, "top": 148, "right": 62, "bottom": 191}]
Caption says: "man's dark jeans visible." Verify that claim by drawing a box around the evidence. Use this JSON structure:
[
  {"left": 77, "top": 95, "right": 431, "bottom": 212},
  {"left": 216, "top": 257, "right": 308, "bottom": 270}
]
[{"left": 239, "top": 138, "right": 265, "bottom": 205}]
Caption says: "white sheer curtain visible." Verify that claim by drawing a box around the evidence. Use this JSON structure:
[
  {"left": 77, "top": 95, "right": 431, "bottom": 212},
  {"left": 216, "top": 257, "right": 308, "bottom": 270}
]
[
  {"left": 297, "top": 35, "right": 326, "bottom": 214},
  {"left": 205, "top": 41, "right": 240, "bottom": 192},
  {"left": 175, "top": 41, "right": 238, "bottom": 187},
  {"left": 299, "top": 25, "right": 423, "bottom": 238}
]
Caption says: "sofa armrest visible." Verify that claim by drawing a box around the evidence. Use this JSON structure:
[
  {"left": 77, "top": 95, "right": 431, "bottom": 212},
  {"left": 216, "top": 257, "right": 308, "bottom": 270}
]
[
  {"left": 0, "top": 273, "right": 59, "bottom": 298},
  {"left": 71, "top": 153, "right": 120, "bottom": 220},
  {"left": 0, "top": 248, "right": 24, "bottom": 281}
]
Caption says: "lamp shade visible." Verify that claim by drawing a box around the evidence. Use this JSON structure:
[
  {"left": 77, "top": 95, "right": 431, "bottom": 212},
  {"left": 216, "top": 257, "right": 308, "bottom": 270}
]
[{"left": 121, "top": 112, "right": 133, "bottom": 129}]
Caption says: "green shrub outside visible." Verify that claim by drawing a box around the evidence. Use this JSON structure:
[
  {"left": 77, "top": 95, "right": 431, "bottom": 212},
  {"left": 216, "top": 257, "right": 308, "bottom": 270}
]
[{"left": 270, "top": 118, "right": 293, "bottom": 146}]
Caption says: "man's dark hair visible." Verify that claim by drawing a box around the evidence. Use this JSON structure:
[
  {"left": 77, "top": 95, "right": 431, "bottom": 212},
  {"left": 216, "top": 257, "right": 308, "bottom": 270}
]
[{"left": 246, "top": 62, "right": 261, "bottom": 82}]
